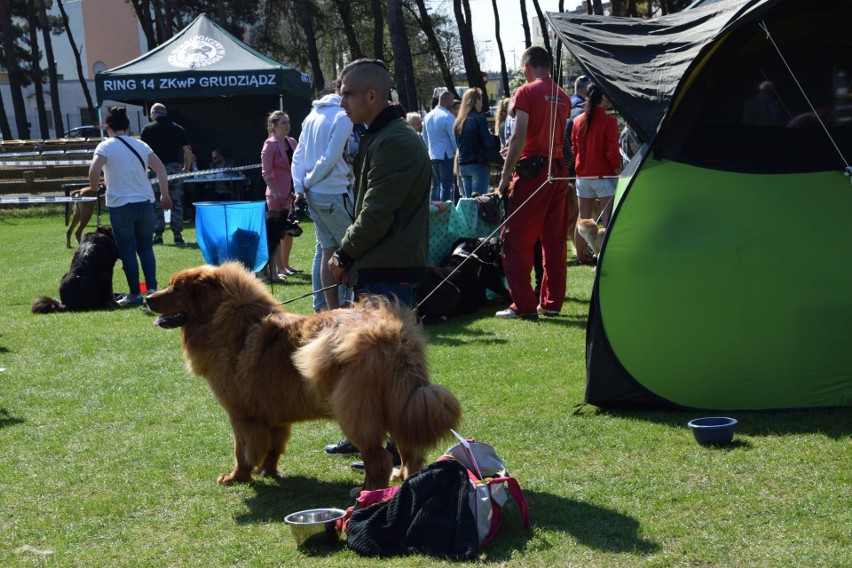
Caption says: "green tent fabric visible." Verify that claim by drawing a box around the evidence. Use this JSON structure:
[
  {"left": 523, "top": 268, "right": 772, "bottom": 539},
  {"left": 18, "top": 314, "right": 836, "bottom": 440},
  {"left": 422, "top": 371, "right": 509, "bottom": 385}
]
[{"left": 547, "top": 0, "right": 852, "bottom": 410}]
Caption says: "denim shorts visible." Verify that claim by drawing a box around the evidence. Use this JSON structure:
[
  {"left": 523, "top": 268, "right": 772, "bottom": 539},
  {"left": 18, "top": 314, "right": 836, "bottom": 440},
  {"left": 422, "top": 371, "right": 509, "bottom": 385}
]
[
  {"left": 576, "top": 177, "right": 617, "bottom": 199},
  {"left": 305, "top": 191, "right": 354, "bottom": 248}
]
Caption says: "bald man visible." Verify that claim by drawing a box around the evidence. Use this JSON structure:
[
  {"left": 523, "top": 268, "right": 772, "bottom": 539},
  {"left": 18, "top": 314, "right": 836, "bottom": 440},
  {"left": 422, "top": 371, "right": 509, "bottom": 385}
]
[
  {"left": 140, "top": 102, "right": 192, "bottom": 244},
  {"left": 329, "top": 58, "right": 430, "bottom": 307},
  {"left": 422, "top": 90, "right": 457, "bottom": 202},
  {"left": 323, "top": 59, "right": 430, "bottom": 473}
]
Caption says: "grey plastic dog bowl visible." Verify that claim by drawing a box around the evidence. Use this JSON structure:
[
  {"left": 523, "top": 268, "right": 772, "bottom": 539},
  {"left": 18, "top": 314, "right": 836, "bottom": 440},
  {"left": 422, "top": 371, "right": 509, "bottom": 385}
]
[
  {"left": 284, "top": 508, "right": 346, "bottom": 547},
  {"left": 687, "top": 417, "right": 738, "bottom": 445}
]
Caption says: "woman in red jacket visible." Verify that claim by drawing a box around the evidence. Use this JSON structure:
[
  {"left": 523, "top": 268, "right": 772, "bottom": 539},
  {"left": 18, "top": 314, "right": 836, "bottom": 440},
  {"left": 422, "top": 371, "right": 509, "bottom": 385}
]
[{"left": 571, "top": 84, "right": 622, "bottom": 263}]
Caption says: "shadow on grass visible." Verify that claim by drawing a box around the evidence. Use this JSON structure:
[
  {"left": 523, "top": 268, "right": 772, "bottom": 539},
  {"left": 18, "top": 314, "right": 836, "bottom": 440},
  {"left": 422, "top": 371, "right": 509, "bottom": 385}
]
[
  {"left": 483, "top": 490, "right": 658, "bottom": 560},
  {"left": 589, "top": 407, "right": 851, "bottom": 439},
  {"left": 234, "top": 475, "right": 355, "bottom": 525},
  {"left": 423, "top": 305, "right": 588, "bottom": 340},
  {"left": 0, "top": 408, "right": 25, "bottom": 429}
]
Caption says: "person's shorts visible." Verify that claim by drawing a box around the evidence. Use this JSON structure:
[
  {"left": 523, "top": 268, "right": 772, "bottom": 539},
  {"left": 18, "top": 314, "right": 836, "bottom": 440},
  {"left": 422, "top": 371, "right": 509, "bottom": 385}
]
[
  {"left": 305, "top": 191, "right": 354, "bottom": 248},
  {"left": 576, "top": 177, "right": 617, "bottom": 199}
]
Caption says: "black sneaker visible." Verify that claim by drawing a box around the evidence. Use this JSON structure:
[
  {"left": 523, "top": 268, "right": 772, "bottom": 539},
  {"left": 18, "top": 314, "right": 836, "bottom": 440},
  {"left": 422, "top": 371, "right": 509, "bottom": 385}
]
[
  {"left": 324, "top": 439, "right": 360, "bottom": 457},
  {"left": 174, "top": 233, "right": 184, "bottom": 244}
]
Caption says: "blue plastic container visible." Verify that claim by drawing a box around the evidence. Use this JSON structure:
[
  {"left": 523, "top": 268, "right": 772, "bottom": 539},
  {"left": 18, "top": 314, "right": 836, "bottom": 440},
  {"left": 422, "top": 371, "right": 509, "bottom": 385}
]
[
  {"left": 195, "top": 201, "right": 268, "bottom": 273},
  {"left": 687, "top": 417, "right": 738, "bottom": 445}
]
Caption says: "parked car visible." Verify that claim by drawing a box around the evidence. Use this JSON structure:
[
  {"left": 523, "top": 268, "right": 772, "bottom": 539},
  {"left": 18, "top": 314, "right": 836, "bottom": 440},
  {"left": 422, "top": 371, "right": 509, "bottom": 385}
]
[{"left": 65, "top": 126, "right": 104, "bottom": 139}]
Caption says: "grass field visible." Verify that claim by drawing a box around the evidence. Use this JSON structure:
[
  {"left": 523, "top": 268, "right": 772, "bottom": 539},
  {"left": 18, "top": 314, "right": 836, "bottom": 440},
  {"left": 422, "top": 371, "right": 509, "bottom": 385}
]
[{"left": 0, "top": 209, "right": 849, "bottom": 567}]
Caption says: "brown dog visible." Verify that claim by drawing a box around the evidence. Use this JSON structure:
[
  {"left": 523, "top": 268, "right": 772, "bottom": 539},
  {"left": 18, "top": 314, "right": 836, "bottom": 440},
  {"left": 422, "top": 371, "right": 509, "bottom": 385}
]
[
  {"left": 576, "top": 218, "right": 607, "bottom": 255},
  {"left": 66, "top": 186, "right": 105, "bottom": 248},
  {"left": 147, "top": 262, "right": 461, "bottom": 490}
]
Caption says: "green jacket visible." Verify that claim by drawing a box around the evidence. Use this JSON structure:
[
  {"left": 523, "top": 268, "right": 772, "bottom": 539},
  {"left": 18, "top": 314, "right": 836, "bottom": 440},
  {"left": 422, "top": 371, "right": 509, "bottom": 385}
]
[{"left": 340, "top": 106, "right": 431, "bottom": 286}]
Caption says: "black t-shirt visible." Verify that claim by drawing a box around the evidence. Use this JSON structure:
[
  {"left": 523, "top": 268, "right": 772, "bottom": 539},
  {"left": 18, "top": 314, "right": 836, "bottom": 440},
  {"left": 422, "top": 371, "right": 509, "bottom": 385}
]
[{"left": 140, "top": 118, "right": 190, "bottom": 164}]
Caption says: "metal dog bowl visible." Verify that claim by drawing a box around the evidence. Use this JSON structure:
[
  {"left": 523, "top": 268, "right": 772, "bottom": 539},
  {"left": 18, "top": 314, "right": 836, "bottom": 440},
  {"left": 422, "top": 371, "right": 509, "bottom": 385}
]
[
  {"left": 687, "top": 417, "right": 738, "bottom": 445},
  {"left": 284, "top": 508, "right": 346, "bottom": 547}
]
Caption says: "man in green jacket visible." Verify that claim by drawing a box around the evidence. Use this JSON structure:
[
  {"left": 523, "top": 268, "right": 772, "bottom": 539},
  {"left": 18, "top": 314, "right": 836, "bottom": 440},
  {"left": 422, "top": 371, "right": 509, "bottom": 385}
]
[
  {"left": 324, "top": 59, "right": 431, "bottom": 464},
  {"left": 329, "top": 59, "right": 430, "bottom": 306}
]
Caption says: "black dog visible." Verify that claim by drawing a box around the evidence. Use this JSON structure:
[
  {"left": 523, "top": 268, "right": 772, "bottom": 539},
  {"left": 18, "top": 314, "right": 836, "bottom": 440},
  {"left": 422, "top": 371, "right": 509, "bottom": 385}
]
[
  {"left": 32, "top": 226, "right": 120, "bottom": 313},
  {"left": 262, "top": 208, "right": 304, "bottom": 280},
  {"left": 416, "top": 237, "right": 511, "bottom": 323}
]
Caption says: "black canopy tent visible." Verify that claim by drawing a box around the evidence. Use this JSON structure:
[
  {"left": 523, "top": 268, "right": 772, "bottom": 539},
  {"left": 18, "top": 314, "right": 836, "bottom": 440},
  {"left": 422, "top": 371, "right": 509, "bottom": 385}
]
[
  {"left": 95, "top": 13, "right": 312, "bottom": 199},
  {"left": 545, "top": 0, "right": 775, "bottom": 145}
]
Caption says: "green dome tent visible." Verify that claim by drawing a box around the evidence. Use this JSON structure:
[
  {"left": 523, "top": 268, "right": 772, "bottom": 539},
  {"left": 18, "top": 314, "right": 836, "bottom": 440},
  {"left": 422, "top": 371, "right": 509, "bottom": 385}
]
[{"left": 547, "top": 0, "right": 852, "bottom": 410}]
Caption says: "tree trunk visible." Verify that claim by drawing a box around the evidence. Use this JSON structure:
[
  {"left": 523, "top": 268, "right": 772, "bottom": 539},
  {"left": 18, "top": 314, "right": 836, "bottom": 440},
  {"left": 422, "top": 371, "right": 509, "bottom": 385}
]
[
  {"left": 554, "top": 0, "right": 565, "bottom": 89},
  {"left": 371, "top": 0, "right": 383, "bottom": 61},
  {"left": 520, "top": 0, "right": 531, "bottom": 47},
  {"left": 610, "top": 0, "right": 624, "bottom": 16},
  {"left": 331, "top": 0, "right": 364, "bottom": 61},
  {"left": 151, "top": 0, "right": 167, "bottom": 44},
  {"left": 0, "top": 0, "right": 31, "bottom": 139},
  {"left": 128, "top": 0, "right": 157, "bottom": 51},
  {"left": 26, "top": 0, "right": 50, "bottom": 138},
  {"left": 531, "top": 0, "right": 553, "bottom": 70},
  {"left": 491, "top": 0, "right": 510, "bottom": 98},
  {"left": 386, "top": 0, "right": 417, "bottom": 111},
  {"left": 57, "top": 0, "right": 95, "bottom": 127},
  {"left": 412, "top": 0, "right": 455, "bottom": 97},
  {"left": 0, "top": 95, "right": 12, "bottom": 141},
  {"left": 592, "top": 0, "right": 604, "bottom": 15},
  {"left": 38, "top": 0, "right": 64, "bottom": 136},
  {"left": 453, "top": 0, "right": 485, "bottom": 94},
  {"left": 626, "top": 0, "right": 638, "bottom": 16},
  {"left": 296, "top": 0, "right": 325, "bottom": 93}
]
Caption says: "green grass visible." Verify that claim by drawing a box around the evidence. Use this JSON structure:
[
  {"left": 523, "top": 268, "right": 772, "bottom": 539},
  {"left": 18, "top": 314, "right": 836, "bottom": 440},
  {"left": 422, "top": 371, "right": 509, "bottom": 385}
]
[{"left": 0, "top": 210, "right": 849, "bottom": 567}]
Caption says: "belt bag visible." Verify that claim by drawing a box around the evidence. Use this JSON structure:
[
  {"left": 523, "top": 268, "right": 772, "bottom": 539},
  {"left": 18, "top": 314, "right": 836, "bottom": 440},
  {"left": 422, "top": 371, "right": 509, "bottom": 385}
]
[{"left": 514, "top": 155, "right": 546, "bottom": 180}]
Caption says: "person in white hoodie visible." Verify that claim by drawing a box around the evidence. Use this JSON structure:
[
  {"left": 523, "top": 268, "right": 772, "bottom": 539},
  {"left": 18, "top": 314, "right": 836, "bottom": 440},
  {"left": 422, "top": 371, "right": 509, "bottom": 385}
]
[{"left": 292, "top": 86, "right": 356, "bottom": 310}]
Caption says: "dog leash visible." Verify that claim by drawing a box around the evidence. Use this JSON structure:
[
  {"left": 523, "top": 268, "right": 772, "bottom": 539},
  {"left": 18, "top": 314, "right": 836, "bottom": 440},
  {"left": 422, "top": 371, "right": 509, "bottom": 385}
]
[{"left": 279, "top": 283, "right": 339, "bottom": 305}]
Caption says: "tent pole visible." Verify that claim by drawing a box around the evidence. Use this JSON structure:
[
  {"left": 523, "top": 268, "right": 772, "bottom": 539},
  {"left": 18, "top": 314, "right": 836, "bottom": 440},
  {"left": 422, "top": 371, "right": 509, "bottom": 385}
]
[{"left": 279, "top": 95, "right": 283, "bottom": 111}]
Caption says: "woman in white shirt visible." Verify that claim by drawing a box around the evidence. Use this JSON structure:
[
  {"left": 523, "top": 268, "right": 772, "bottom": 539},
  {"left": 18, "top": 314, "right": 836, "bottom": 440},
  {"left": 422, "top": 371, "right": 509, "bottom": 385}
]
[{"left": 88, "top": 106, "right": 171, "bottom": 307}]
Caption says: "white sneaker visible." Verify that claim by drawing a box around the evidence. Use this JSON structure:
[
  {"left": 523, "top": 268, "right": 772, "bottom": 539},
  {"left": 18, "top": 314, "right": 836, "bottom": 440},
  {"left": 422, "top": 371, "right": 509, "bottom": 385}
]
[{"left": 117, "top": 294, "right": 144, "bottom": 307}]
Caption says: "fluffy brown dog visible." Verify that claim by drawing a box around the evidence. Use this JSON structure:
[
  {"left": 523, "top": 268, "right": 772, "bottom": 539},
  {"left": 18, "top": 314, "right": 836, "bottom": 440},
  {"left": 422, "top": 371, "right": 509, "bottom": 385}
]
[
  {"left": 66, "top": 185, "right": 105, "bottom": 248},
  {"left": 577, "top": 218, "right": 607, "bottom": 254},
  {"left": 146, "top": 262, "right": 461, "bottom": 490}
]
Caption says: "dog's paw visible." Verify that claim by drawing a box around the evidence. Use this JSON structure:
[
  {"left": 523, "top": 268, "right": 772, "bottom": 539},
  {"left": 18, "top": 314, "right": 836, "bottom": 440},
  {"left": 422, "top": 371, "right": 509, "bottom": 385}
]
[
  {"left": 257, "top": 469, "right": 280, "bottom": 479},
  {"left": 217, "top": 471, "right": 251, "bottom": 485}
]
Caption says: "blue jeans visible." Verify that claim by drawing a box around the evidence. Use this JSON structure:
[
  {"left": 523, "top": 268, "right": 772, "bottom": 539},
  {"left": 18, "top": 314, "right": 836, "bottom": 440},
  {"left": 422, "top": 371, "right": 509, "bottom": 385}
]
[
  {"left": 458, "top": 163, "right": 491, "bottom": 198},
  {"left": 430, "top": 158, "right": 455, "bottom": 202},
  {"left": 108, "top": 200, "right": 157, "bottom": 295},
  {"left": 355, "top": 281, "right": 419, "bottom": 307}
]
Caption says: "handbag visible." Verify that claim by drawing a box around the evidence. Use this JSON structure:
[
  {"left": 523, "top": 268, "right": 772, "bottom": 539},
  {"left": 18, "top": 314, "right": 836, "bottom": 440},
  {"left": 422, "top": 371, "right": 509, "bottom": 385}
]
[
  {"left": 481, "top": 133, "right": 504, "bottom": 167},
  {"left": 514, "top": 155, "right": 546, "bottom": 180},
  {"left": 474, "top": 193, "right": 502, "bottom": 225}
]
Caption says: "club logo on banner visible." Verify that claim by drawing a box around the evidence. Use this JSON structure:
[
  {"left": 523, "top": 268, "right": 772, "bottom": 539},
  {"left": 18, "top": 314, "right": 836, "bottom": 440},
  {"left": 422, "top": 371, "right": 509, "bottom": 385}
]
[{"left": 168, "top": 35, "right": 225, "bottom": 68}]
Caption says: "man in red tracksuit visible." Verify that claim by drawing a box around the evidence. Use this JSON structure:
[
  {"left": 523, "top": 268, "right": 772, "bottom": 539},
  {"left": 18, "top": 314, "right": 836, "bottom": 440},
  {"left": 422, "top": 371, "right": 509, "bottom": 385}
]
[{"left": 495, "top": 46, "right": 571, "bottom": 319}]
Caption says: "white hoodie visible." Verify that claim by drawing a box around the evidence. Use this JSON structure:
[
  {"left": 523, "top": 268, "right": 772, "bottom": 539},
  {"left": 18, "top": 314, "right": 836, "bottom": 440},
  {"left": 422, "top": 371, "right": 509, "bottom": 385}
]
[{"left": 292, "top": 93, "right": 354, "bottom": 195}]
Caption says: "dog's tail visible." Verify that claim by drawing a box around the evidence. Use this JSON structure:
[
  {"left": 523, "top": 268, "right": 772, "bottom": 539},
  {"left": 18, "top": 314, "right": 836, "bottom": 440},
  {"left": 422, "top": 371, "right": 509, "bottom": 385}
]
[
  {"left": 31, "top": 296, "right": 65, "bottom": 314},
  {"left": 392, "top": 383, "right": 461, "bottom": 450}
]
